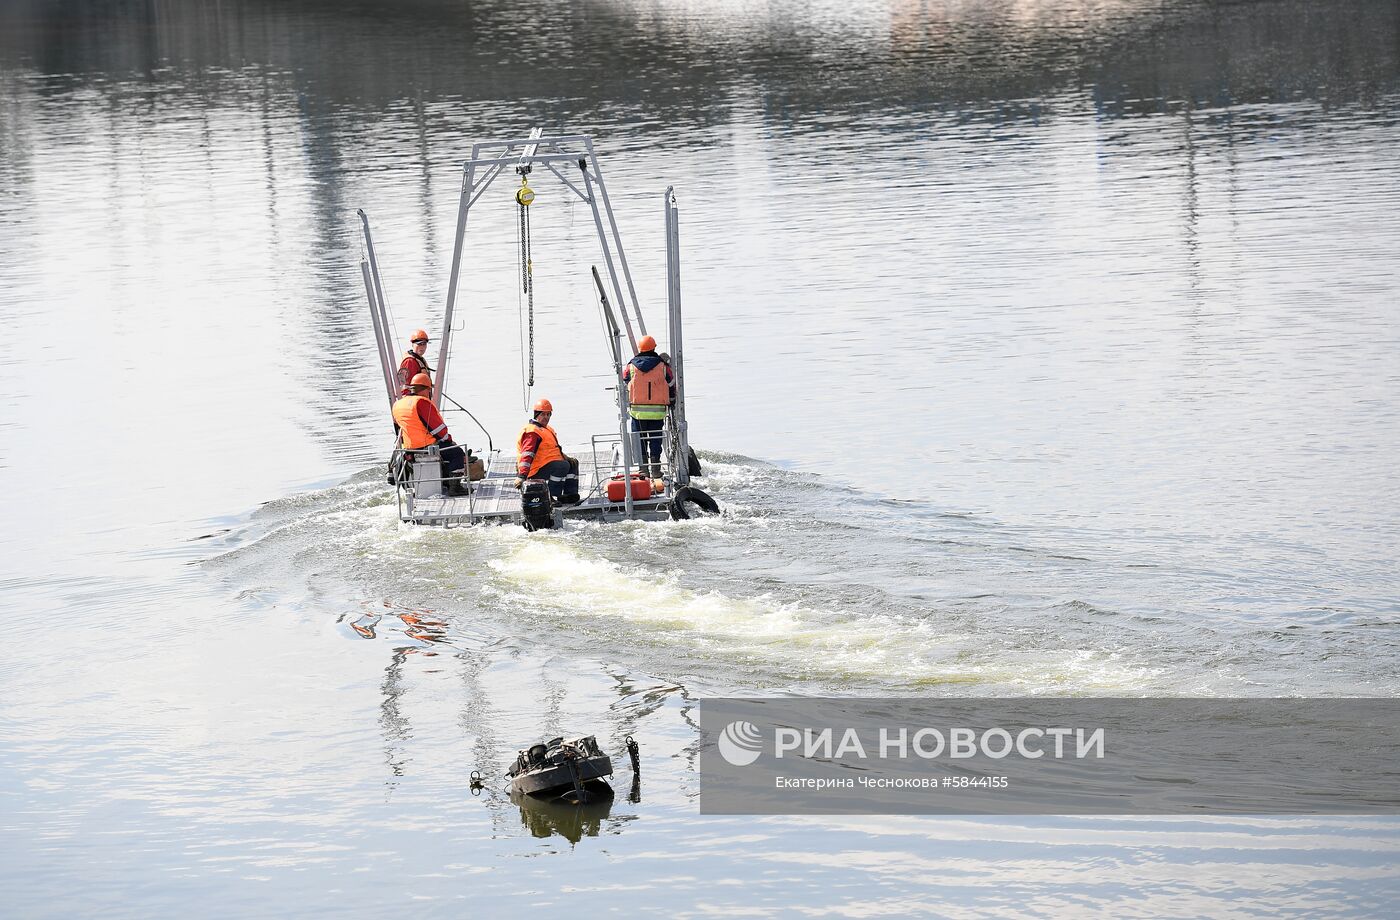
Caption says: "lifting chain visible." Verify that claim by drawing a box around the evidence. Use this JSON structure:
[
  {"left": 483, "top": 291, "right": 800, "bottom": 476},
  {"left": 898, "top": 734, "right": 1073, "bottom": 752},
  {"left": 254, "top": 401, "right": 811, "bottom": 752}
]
[{"left": 517, "top": 173, "right": 535, "bottom": 388}]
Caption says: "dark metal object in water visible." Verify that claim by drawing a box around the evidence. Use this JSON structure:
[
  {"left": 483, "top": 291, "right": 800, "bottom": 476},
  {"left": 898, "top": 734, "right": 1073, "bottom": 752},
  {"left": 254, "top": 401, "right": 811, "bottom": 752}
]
[{"left": 507, "top": 735, "right": 614, "bottom": 803}]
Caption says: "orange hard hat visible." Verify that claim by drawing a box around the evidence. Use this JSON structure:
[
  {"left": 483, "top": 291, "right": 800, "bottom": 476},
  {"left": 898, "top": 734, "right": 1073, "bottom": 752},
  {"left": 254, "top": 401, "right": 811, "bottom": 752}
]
[
  {"left": 532, "top": 398, "right": 553, "bottom": 414},
  {"left": 410, "top": 373, "right": 432, "bottom": 389},
  {"left": 410, "top": 329, "right": 429, "bottom": 343},
  {"left": 638, "top": 335, "right": 656, "bottom": 352}
]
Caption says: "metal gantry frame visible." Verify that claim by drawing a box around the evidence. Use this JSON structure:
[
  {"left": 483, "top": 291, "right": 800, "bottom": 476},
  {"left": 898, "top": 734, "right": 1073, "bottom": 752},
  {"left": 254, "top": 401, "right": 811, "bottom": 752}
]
[
  {"left": 438, "top": 130, "right": 650, "bottom": 407},
  {"left": 357, "top": 129, "right": 698, "bottom": 524}
]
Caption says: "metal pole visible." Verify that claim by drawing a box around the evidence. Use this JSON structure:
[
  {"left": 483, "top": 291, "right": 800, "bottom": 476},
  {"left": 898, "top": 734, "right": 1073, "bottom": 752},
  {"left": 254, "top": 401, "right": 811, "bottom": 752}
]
[
  {"left": 618, "top": 330, "right": 636, "bottom": 520},
  {"left": 664, "top": 187, "right": 691, "bottom": 487},
  {"left": 437, "top": 160, "right": 475, "bottom": 408},
  {"left": 362, "top": 259, "right": 397, "bottom": 407},
  {"left": 358, "top": 210, "right": 399, "bottom": 397},
  {"left": 359, "top": 211, "right": 397, "bottom": 368},
  {"left": 515, "top": 127, "right": 542, "bottom": 171},
  {"left": 579, "top": 161, "right": 639, "bottom": 352},
  {"left": 592, "top": 266, "right": 635, "bottom": 518},
  {"left": 585, "top": 138, "right": 647, "bottom": 337}
]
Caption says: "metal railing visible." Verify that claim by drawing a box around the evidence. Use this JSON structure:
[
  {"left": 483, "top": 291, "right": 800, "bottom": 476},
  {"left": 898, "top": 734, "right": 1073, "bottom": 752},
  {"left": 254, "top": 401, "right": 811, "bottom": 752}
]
[
  {"left": 587, "top": 432, "right": 673, "bottom": 507},
  {"left": 390, "top": 443, "right": 501, "bottom": 522}
]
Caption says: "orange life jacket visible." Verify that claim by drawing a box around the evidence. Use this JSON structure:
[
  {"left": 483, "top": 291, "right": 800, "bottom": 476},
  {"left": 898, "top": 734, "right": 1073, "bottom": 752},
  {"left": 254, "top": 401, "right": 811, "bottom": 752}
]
[
  {"left": 393, "top": 395, "right": 435, "bottom": 449},
  {"left": 627, "top": 361, "right": 670, "bottom": 419},
  {"left": 627, "top": 361, "right": 669, "bottom": 405},
  {"left": 517, "top": 421, "right": 565, "bottom": 477}
]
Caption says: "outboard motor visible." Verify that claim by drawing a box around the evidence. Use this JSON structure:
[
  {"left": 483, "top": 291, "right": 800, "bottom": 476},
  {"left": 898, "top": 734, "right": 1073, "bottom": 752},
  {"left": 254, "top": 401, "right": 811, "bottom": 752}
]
[{"left": 520, "top": 479, "right": 555, "bottom": 531}]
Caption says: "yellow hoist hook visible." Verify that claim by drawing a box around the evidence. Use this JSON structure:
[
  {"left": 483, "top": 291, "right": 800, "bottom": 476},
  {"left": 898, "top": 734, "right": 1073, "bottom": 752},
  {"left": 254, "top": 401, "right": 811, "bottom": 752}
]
[{"left": 515, "top": 175, "right": 535, "bottom": 207}]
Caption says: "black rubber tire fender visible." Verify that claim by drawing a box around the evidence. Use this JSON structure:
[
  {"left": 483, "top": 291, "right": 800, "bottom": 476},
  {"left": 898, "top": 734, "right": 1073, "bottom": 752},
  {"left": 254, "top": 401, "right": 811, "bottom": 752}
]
[
  {"left": 686, "top": 446, "right": 703, "bottom": 478},
  {"left": 669, "top": 486, "right": 720, "bottom": 520}
]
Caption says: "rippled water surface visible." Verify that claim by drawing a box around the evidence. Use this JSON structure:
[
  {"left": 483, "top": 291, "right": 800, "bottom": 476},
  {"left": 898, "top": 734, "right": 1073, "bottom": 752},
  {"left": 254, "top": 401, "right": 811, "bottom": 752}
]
[{"left": 2, "top": 0, "right": 1399, "bottom": 915}]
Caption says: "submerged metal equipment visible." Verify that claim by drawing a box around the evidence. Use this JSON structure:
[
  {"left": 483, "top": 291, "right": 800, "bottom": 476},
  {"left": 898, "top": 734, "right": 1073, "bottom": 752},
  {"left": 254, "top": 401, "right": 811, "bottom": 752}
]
[
  {"left": 507, "top": 735, "right": 614, "bottom": 803},
  {"left": 358, "top": 130, "right": 719, "bottom": 528}
]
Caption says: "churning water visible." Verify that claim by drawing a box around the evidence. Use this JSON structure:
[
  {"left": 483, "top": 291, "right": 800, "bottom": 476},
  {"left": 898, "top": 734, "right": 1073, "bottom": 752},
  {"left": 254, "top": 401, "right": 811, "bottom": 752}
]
[{"left": 2, "top": 0, "right": 1399, "bottom": 915}]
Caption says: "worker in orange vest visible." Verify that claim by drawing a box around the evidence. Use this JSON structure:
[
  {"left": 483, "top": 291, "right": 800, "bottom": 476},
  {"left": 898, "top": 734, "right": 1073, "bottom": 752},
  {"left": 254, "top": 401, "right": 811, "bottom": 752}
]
[
  {"left": 397, "top": 329, "right": 432, "bottom": 396},
  {"left": 514, "top": 398, "right": 580, "bottom": 503},
  {"left": 393, "top": 373, "right": 469, "bottom": 496},
  {"left": 621, "top": 335, "right": 675, "bottom": 480}
]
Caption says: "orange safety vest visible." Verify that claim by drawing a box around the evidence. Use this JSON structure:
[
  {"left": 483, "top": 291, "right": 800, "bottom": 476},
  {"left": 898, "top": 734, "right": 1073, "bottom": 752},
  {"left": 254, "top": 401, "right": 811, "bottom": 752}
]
[
  {"left": 626, "top": 361, "right": 670, "bottom": 419},
  {"left": 393, "top": 395, "right": 435, "bottom": 449},
  {"left": 517, "top": 421, "right": 565, "bottom": 477},
  {"left": 627, "top": 362, "right": 669, "bottom": 405}
]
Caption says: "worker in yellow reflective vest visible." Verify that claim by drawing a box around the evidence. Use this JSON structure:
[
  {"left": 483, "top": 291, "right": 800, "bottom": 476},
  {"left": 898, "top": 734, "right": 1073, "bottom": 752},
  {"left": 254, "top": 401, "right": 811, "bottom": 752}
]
[
  {"left": 621, "top": 335, "right": 675, "bottom": 480},
  {"left": 514, "top": 398, "right": 580, "bottom": 503}
]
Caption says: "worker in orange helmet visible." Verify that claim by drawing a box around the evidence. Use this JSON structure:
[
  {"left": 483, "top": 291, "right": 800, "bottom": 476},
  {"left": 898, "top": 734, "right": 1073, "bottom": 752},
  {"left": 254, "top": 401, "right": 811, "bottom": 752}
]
[
  {"left": 393, "top": 372, "right": 469, "bottom": 496},
  {"left": 621, "top": 334, "right": 675, "bottom": 480},
  {"left": 397, "top": 328, "right": 432, "bottom": 396},
  {"left": 514, "top": 398, "right": 580, "bottom": 504}
]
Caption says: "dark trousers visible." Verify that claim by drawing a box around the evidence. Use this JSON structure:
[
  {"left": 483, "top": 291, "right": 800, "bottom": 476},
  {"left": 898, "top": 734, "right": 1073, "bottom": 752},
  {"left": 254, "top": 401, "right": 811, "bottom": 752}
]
[
  {"left": 631, "top": 417, "right": 664, "bottom": 476},
  {"left": 439, "top": 444, "right": 466, "bottom": 478},
  {"left": 529, "top": 458, "right": 578, "bottom": 499}
]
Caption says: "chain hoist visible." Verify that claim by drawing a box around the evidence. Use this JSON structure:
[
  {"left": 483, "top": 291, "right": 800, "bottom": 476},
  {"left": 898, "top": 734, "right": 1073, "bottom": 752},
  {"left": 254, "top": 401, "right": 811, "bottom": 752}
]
[{"left": 516, "top": 172, "right": 536, "bottom": 388}]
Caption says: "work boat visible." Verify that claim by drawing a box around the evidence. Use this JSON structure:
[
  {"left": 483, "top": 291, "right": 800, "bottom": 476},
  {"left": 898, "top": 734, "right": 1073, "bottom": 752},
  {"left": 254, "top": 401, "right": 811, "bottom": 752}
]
[{"left": 356, "top": 130, "right": 720, "bottom": 529}]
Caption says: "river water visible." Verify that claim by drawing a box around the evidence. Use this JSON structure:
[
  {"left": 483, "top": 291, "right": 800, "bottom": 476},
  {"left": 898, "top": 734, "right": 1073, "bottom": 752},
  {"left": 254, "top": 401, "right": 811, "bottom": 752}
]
[{"left": 2, "top": 0, "right": 1399, "bottom": 915}]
